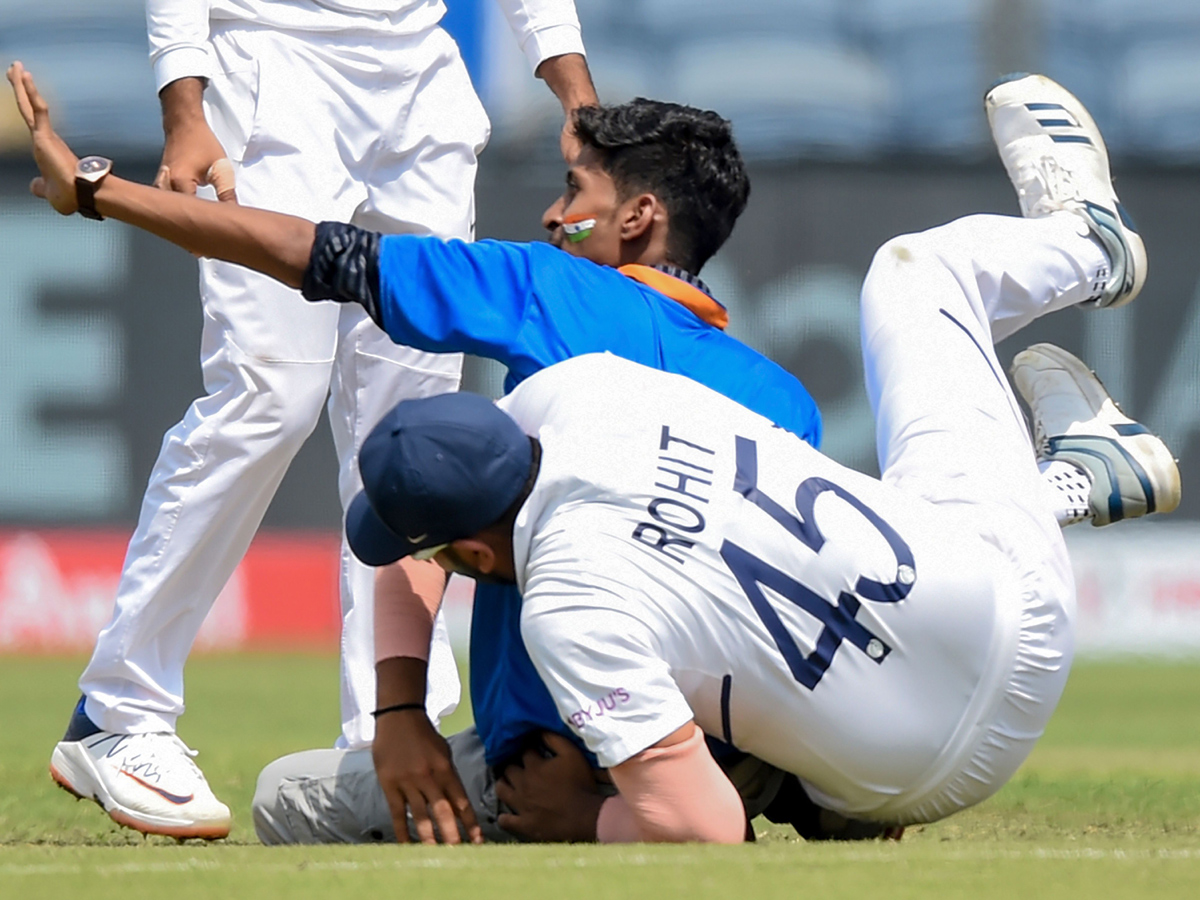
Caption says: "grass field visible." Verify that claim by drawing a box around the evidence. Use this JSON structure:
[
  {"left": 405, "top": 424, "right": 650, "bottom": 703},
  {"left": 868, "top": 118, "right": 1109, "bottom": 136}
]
[{"left": 2, "top": 655, "right": 1198, "bottom": 899}]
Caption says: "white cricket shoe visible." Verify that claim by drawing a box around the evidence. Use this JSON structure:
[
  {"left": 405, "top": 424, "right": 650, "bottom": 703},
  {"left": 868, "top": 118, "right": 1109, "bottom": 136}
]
[
  {"left": 50, "top": 697, "right": 231, "bottom": 839},
  {"left": 986, "top": 73, "right": 1146, "bottom": 309},
  {"left": 1011, "top": 343, "right": 1180, "bottom": 526}
]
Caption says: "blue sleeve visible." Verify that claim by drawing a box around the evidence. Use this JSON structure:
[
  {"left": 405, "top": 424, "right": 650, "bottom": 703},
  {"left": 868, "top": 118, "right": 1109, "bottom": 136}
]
[{"left": 374, "top": 236, "right": 546, "bottom": 370}]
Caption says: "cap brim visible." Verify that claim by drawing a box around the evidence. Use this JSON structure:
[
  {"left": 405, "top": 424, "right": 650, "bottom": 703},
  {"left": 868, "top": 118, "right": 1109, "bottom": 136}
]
[{"left": 346, "top": 490, "right": 412, "bottom": 567}]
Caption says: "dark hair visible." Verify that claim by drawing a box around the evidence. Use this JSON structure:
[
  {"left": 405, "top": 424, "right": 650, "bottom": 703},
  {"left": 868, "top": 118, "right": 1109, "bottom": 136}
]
[{"left": 573, "top": 99, "right": 750, "bottom": 274}]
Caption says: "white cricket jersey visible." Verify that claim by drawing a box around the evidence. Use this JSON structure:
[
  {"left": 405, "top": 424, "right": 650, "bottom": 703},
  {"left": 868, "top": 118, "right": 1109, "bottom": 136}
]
[
  {"left": 501, "top": 354, "right": 1029, "bottom": 822},
  {"left": 147, "top": 0, "right": 585, "bottom": 91}
]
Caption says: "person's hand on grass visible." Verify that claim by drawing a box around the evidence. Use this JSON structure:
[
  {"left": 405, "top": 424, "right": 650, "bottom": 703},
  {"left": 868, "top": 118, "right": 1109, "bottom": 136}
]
[
  {"left": 496, "top": 733, "right": 607, "bottom": 842},
  {"left": 372, "top": 657, "right": 483, "bottom": 845}
]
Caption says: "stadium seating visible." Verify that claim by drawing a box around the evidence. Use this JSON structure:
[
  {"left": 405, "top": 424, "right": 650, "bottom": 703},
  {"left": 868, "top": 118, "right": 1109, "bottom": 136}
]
[
  {"left": 1118, "top": 40, "right": 1200, "bottom": 163},
  {"left": 851, "top": 0, "right": 990, "bottom": 153},
  {"left": 638, "top": 0, "right": 848, "bottom": 41},
  {"left": 1043, "top": 0, "right": 1200, "bottom": 159},
  {"left": 3, "top": 0, "right": 1199, "bottom": 163},
  {"left": 668, "top": 37, "right": 890, "bottom": 159},
  {"left": 0, "top": 0, "right": 161, "bottom": 154}
]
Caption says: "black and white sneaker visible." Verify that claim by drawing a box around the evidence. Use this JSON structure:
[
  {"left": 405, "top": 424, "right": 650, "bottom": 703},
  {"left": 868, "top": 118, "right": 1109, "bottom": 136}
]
[
  {"left": 986, "top": 73, "right": 1147, "bottom": 309},
  {"left": 1011, "top": 343, "right": 1180, "bottom": 526}
]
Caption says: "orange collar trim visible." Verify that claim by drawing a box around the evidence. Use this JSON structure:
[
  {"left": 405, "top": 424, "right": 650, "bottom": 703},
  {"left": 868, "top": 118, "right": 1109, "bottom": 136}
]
[{"left": 619, "top": 264, "right": 729, "bottom": 331}]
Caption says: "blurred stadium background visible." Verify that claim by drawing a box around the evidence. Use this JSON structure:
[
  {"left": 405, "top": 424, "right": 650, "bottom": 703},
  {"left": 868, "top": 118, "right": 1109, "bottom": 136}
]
[{"left": 2, "top": 0, "right": 1199, "bottom": 657}]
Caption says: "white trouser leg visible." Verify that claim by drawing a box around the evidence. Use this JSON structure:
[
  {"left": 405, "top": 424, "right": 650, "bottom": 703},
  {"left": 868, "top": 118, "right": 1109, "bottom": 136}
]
[
  {"left": 862, "top": 212, "right": 1107, "bottom": 517},
  {"left": 81, "top": 268, "right": 339, "bottom": 733},
  {"left": 328, "top": 309, "right": 462, "bottom": 748},
  {"left": 321, "top": 25, "right": 486, "bottom": 748},
  {"left": 252, "top": 728, "right": 515, "bottom": 844},
  {"left": 857, "top": 213, "right": 1101, "bottom": 819}
]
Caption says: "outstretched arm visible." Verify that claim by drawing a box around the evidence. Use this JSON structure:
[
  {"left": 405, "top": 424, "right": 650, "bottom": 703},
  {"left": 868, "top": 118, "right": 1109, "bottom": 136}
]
[{"left": 7, "top": 62, "right": 312, "bottom": 286}]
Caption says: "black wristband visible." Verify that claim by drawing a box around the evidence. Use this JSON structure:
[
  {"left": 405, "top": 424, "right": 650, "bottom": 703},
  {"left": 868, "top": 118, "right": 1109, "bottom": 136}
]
[
  {"left": 371, "top": 702, "right": 426, "bottom": 718},
  {"left": 301, "top": 221, "right": 384, "bottom": 327}
]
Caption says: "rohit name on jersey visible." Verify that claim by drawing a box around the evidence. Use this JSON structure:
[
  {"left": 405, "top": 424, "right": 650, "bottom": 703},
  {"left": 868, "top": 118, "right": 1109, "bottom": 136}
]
[{"left": 630, "top": 425, "right": 715, "bottom": 564}]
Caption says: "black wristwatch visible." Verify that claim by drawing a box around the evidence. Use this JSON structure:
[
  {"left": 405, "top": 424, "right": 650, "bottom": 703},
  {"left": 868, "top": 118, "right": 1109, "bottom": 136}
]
[{"left": 75, "top": 156, "right": 113, "bottom": 220}]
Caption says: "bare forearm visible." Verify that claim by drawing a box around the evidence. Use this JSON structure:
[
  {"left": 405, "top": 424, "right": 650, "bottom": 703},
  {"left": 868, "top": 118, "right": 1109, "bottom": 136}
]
[
  {"left": 375, "top": 558, "right": 447, "bottom": 663},
  {"left": 598, "top": 725, "right": 746, "bottom": 843},
  {"left": 159, "top": 76, "right": 207, "bottom": 135},
  {"left": 376, "top": 656, "right": 430, "bottom": 708},
  {"left": 536, "top": 53, "right": 597, "bottom": 111},
  {"left": 93, "top": 176, "right": 315, "bottom": 286}
]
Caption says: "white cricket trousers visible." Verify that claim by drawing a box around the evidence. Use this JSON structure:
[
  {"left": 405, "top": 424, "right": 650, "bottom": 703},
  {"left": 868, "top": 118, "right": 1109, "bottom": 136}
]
[
  {"left": 80, "top": 23, "right": 490, "bottom": 747},
  {"left": 850, "top": 211, "right": 1107, "bottom": 822}
]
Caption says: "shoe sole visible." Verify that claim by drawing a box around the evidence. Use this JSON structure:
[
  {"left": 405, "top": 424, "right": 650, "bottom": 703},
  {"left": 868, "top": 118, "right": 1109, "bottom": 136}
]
[
  {"left": 50, "top": 742, "right": 231, "bottom": 840},
  {"left": 985, "top": 74, "right": 1146, "bottom": 308},
  {"left": 1012, "top": 343, "right": 1180, "bottom": 522}
]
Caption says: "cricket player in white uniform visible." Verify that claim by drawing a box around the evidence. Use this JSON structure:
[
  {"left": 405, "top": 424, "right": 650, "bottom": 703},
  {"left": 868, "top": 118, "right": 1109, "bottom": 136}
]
[
  {"left": 302, "top": 74, "right": 1179, "bottom": 840},
  {"left": 41, "top": 0, "right": 596, "bottom": 838},
  {"left": 9, "top": 64, "right": 1179, "bottom": 841}
]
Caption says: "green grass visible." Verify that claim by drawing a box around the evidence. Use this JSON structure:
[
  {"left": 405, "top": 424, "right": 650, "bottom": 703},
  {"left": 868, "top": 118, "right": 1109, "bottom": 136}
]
[{"left": 1, "top": 655, "right": 1198, "bottom": 898}]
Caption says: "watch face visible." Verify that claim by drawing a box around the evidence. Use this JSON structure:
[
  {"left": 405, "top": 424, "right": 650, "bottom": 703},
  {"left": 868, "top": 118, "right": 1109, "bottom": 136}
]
[{"left": 78, "top": 156, "right": 112, "bottom": 179}]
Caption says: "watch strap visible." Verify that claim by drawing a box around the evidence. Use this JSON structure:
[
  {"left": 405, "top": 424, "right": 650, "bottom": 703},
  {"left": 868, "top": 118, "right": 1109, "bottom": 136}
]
[{"left": 76, "top": 175, "right": 104, "bottom": 220}]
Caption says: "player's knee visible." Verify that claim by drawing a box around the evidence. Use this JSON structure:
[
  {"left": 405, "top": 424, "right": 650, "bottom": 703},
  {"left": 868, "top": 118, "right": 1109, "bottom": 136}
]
[
  {"left": 251, "top": 757, "right": 294, "bottom": 845},
  {"left": 869, "top": 232, "right": 935, "bottom": 272},
  {"left": 206, "top": 356, "right": 331, "bottom": 456},
  {"left": 254, "top": 365, "right": 331, "bottom": 450}
]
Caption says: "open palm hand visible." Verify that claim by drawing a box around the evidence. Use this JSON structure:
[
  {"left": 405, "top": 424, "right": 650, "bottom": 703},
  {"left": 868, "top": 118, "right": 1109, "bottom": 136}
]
[{"left": 7, "top": 61, "right": 80, "bottom": 215}]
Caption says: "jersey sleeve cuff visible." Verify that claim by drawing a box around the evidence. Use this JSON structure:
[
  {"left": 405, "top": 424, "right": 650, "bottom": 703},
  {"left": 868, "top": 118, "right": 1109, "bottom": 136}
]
[
  {"left": 522, "top": 24, "right": 586, "bottom": 73},
  {"left": 153, "top": 46, "right": 215, "bottom": 93}
]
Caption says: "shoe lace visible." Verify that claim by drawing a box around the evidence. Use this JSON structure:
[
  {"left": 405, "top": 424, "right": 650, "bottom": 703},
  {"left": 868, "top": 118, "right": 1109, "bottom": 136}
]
[
  {"left": 126, "top": 732, "right": 203, "bottom": 775},
  {"left": 166, "top": 733, "right": 201, "bottom": 760},
  {"left": 1017, "top": 155, "right": 1081, "bottom": 217}
]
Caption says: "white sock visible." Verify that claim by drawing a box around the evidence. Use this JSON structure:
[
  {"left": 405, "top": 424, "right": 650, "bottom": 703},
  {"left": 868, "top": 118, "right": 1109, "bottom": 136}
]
[{"left": 1040, "top": 459, "right": 1093, "bottom": 526}]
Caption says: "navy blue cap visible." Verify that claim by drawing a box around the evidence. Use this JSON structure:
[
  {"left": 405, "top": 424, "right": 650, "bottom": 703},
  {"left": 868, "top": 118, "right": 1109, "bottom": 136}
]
[{"left": 347, "top": 392, "right": 533, "bottom": 566}]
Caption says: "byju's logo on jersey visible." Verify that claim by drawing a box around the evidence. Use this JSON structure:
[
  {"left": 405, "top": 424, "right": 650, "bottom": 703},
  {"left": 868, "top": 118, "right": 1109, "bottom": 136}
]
[{"left": 567, "top": 688, "right": 632, "bottom": 730}]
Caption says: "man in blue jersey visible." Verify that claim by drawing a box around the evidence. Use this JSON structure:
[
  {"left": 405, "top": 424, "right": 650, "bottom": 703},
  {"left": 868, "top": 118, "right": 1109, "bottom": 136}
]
[{"left": 11, "top": 63, "right": 822, "bottom": 844}]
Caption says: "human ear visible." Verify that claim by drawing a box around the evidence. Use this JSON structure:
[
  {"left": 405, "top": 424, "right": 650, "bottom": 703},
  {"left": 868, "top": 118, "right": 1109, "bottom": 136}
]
[
  {"left": 450, "top": 538, "right": 498, "bottom": 575},
  {"left": 620, "top": 193, "right": 659, "bottom": 241}
]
